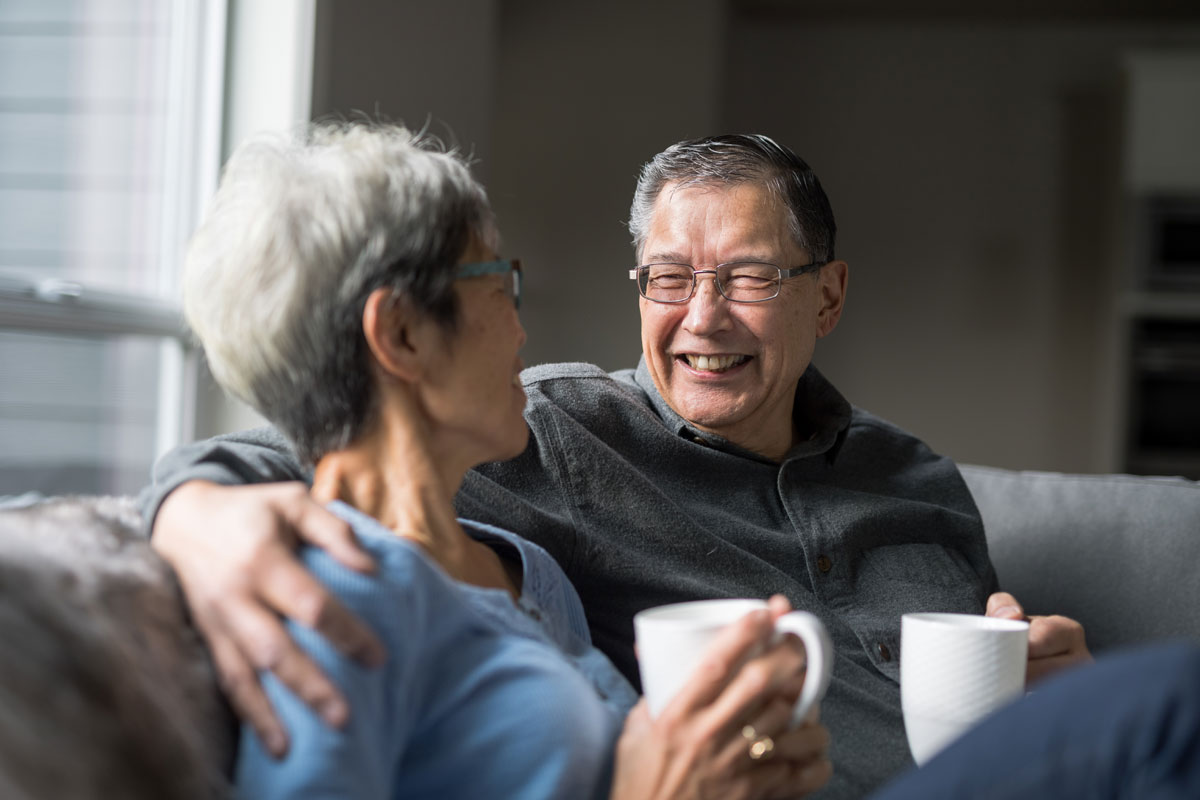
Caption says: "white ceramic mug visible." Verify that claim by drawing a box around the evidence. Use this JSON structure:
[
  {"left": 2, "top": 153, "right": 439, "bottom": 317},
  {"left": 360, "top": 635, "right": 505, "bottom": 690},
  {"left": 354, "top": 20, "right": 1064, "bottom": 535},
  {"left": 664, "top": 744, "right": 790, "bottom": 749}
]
[
  {"left": 900, "top": 612, "right": 1029, "bottom": 765},
  {"left": 634, "top": 598, "right": 833, "bottom": 725}
]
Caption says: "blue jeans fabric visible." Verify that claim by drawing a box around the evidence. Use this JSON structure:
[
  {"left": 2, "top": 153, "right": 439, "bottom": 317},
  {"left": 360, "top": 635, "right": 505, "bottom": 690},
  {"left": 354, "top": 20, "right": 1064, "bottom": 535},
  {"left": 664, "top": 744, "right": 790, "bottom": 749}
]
[{"left": 871, "top": 642, "right": 1200, "bottom": 799}]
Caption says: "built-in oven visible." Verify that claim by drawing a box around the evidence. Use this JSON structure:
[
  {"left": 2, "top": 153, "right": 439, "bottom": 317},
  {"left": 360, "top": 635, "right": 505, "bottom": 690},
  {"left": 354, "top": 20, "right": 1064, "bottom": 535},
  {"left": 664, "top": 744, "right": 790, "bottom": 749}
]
[
  {"left": 1139, "top": 196, "right": 1200, "bottom": 291},
  {"left": 1125, "top": 318, "right": 1200, "bottom": 479},
  {"left": 1124, "top": 195, "right": 1200, "bottom": 479}
]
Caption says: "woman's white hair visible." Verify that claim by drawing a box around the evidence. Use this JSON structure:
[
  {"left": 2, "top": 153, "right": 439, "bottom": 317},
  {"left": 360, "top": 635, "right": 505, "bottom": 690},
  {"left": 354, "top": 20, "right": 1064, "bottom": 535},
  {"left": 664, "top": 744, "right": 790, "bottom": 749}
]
[{"left": 184, "top": 121, "right": 495, "bottom": 464}]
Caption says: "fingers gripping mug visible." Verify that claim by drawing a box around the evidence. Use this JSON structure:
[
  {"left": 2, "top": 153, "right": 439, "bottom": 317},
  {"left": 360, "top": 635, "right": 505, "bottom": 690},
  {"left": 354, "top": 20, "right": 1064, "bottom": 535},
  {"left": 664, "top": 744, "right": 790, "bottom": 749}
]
[{"left": 633, "top": 598, "right": 834, "bottom": 725}]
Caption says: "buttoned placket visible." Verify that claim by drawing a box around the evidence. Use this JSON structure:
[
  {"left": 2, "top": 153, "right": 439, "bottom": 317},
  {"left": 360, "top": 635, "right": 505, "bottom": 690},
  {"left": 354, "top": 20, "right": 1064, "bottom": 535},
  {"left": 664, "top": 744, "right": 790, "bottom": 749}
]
[{"left": 777, "top": 455, "right": 840, "bottom": 601}]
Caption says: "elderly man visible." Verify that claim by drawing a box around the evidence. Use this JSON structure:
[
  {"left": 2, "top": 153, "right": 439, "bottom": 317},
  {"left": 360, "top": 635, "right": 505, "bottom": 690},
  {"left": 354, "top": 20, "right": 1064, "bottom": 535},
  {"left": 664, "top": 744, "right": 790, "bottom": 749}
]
[{"left": 145, "top": 134, "right": 1089, "bottom": 797}]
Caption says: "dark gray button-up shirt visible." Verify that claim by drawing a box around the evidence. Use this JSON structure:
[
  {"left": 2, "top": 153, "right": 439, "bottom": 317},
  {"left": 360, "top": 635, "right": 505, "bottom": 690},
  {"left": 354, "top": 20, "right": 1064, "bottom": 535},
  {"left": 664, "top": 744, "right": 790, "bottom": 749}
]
[
  {"left": 142, "top": 358, "right": 997, "bottom": 799},
  {"left": 462, "top": 360, "right": 997, "bottom": 797}
]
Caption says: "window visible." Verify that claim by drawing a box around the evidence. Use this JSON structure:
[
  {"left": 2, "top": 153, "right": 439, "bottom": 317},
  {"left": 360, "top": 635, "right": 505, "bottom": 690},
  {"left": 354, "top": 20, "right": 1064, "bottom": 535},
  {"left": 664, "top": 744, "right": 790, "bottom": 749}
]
[{"left": 0, "top": 0, "right": 226, "bottom": 497}]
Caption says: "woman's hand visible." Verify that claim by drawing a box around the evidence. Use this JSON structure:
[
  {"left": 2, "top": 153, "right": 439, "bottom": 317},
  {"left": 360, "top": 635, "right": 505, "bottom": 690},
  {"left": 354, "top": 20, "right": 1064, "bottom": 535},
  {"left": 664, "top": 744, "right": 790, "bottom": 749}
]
[
  {"left": 151, "top": 480, "right": 385, "bottom": 756},
  {"left": 610, "top": 596, "right": 833, "bottom": 800}
]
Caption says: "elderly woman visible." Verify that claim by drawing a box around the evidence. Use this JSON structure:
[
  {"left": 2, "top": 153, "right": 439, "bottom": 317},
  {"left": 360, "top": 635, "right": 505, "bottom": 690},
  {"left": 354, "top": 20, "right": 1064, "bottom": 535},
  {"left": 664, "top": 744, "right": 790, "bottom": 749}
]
[{"left": 181, "top": 122, "right": 830, "bottom": 799}]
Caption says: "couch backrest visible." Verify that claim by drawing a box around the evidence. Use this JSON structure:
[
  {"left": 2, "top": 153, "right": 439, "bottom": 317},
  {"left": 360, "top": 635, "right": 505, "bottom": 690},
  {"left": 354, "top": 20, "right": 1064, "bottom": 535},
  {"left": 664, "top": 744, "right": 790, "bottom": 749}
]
[
  {"left": 959, "top": 464, "right": 1200, "bottom": 653},
  {"left": 0, "top": 497, "right": 233, "bottom": 798}
]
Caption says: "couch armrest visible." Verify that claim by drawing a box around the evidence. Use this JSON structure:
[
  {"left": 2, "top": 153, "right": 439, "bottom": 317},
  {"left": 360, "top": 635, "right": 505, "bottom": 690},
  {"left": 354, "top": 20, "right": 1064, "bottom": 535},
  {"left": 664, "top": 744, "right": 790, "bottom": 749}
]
[{"left": 959, "top": 464, "right": 1200, "bottom": 652}]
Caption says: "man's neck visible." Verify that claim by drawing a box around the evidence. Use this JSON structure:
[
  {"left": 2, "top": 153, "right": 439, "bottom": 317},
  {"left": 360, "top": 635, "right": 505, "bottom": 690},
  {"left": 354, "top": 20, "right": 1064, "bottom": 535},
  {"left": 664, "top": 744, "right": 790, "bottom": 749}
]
[{"left": 695, "top": 417, "right": 801, "bottom": 462}]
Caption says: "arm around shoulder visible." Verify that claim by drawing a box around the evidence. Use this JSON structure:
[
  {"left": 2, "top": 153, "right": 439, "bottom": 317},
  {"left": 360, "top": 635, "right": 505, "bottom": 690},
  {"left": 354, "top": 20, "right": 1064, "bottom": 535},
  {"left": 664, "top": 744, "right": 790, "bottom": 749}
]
[
  {"left": 146, "top": 477, "right": 384, "bottom": 761},
  {"left": 138, "top": 426, "right": 304, "bottom": 530},
  {"left": 234, "top": 546, "right": 417, "bottom": 800}
]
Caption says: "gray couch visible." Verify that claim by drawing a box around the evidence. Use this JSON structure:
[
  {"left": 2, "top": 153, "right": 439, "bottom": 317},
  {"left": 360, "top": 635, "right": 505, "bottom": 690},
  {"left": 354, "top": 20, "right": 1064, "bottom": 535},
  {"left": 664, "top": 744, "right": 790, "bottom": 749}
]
[
  {"left": 0, "top": 466, "right": 1196, "bottom": 795},
  {"left": 960, "top": 464, "right": 1200, "bottom": 652},
  {"left": 3, "top": 466, "right": 1198, "bottom": 658}
]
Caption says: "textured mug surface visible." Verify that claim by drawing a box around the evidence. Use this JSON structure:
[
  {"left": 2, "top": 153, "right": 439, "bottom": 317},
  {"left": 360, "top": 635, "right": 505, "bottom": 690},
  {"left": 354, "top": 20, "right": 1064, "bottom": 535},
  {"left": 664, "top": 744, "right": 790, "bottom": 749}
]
[
  {"left": 900, "top": 612, "right": 1029, "bottom": 765},
  {"left": 635, "top": 598, "right": 833, "bottom": 724}
]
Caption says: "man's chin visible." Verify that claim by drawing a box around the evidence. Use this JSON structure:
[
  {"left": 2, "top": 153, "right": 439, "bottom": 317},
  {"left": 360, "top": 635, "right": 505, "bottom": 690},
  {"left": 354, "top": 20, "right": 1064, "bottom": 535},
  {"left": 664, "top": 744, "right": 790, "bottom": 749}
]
[{"left": 672, "top": 403, "right": 743, "bottom": 435}]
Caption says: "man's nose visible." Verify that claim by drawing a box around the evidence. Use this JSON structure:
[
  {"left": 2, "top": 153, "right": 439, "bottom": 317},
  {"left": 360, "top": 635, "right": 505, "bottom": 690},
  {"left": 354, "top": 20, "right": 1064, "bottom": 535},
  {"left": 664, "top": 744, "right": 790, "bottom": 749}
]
[{"left": 683, "top": 271, "right": 732, "bottom": 333}]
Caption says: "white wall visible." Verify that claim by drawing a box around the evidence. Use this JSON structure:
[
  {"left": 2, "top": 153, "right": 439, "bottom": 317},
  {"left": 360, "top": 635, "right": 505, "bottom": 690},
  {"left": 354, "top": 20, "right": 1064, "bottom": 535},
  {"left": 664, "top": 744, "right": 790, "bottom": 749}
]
[
  {"left": 488, "top": 0, "right": 726, "bottom": 370},
  {"left": 237, "top": 2, "right": 1200, "bottom": 474},
  {"left": 310, "top": 0, "right": 499, "bottom": 182},
  {"left": 308, "top": 0, "right": 725, "bottom": 371},
  {"left": 725, "top": 21, "right": 1200, "bottom": 472}
]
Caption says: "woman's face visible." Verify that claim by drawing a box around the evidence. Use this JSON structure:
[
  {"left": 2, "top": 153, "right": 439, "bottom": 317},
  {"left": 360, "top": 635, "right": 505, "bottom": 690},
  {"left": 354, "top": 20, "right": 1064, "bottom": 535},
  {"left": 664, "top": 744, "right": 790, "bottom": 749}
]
[{"left": 421, "top": 238, "right": 529, "bottom": 469}]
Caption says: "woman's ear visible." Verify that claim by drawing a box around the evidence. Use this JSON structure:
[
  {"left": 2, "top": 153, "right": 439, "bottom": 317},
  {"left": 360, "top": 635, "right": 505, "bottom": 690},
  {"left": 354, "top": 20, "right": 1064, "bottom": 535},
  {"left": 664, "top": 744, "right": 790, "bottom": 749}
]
[{"left": 362, "top": 287, "right": 428, "bottom": 382}]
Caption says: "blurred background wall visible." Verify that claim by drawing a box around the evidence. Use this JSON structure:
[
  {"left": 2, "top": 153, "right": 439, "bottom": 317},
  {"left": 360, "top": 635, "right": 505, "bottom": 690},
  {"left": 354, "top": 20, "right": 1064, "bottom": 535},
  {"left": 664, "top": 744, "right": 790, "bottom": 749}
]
[{"left": 290, "top": 0, "right": 1200, "bottom": 474}]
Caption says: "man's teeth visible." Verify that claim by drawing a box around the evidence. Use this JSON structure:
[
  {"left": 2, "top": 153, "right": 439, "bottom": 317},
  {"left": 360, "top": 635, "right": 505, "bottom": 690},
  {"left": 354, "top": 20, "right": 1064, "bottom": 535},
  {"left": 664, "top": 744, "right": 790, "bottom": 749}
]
[{"left": 685, "top": 354, "right": 748, "bottom": 372}]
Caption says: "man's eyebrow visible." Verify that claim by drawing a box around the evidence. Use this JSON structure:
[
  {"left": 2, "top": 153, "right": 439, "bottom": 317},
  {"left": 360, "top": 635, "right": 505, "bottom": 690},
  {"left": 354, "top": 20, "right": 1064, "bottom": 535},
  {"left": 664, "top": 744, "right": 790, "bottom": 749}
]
[
  {"left": 726, "top": 254, "right": 780, "bottom": 264},
  {"left": 641, "top": 251, "right": 690, "bottom": 264},
  {"left": 640, "top": 251, "right": 783, "bottom": 265}
]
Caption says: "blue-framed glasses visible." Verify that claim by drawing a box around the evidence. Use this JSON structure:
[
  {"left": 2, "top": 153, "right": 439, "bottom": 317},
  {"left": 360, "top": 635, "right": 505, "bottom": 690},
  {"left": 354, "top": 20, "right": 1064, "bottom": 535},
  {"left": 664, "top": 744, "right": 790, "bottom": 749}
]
[{"left": 457, "top": 258, "right": 522, "bottom": 309}]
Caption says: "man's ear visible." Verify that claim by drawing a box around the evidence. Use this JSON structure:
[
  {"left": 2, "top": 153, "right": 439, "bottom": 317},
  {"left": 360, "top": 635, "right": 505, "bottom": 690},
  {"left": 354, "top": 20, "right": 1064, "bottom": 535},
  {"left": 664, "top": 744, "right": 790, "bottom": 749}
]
[
  {"left": 362, "top": 287, "right": 428, "bottom": 382},
  {"left": 815, "top": 260, "right": 848, "bottom": 339}
]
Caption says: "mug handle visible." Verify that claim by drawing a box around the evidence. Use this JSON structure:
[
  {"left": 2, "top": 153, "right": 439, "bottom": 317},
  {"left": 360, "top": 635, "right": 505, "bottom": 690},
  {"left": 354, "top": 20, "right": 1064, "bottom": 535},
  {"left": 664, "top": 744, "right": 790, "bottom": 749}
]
[{"left": 774, "top": 610, "right": 834, "bottom": 727}]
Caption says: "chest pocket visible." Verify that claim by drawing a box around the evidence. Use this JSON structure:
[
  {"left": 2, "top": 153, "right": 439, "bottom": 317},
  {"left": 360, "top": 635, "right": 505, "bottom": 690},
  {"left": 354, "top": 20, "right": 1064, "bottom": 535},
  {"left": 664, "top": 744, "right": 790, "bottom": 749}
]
[
  {"left": 860, "top": 543, "right": 979, "bottom": 589},
  {"left": 848, "top": 543, "right": 988, "bottom": 683}
]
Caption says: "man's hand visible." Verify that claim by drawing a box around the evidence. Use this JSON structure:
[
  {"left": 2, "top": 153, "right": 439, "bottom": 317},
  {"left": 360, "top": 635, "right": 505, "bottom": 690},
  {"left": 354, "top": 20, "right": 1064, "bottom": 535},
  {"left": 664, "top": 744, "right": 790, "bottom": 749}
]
[
  {"left": 986, "top": 591, "right": 1092, "bottom": 685},
  {"left": 151, "top": 480, "right": 386, "bottom": 757}
]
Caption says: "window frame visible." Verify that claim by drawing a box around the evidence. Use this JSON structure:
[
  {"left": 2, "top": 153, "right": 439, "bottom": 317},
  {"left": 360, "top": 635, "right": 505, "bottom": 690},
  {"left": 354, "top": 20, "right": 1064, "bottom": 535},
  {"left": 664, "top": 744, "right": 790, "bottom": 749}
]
[{"left": 0, "top": 0, "right": 229, "bottom": 478}]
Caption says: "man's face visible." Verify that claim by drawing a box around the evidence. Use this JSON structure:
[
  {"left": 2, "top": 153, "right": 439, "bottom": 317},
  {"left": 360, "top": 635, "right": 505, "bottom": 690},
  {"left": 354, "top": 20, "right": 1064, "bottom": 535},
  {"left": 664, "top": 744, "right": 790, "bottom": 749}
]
[{"left": 638, "top": 181, "right": 845, "bottom": 458}]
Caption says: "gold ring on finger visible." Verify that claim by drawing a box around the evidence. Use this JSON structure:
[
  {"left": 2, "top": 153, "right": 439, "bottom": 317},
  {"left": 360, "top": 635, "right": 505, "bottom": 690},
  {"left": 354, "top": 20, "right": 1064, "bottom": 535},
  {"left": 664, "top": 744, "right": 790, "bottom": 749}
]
[{"left": 742, "top": 725, "right": 776, "bottom": 761}]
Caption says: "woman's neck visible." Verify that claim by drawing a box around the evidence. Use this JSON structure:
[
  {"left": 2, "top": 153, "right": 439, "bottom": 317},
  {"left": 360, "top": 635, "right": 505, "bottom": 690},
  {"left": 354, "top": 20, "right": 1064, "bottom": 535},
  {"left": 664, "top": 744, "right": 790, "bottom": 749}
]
[{"left": 310, "top": 404, "right": 519, "bottom": 598}]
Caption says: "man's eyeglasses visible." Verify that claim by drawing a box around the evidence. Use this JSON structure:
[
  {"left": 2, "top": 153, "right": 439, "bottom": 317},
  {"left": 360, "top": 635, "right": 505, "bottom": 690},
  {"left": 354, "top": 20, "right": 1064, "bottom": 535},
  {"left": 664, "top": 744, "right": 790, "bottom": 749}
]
[
  {"left": 629, "top": 261, "right": 824, "bottom": 304},
  {"left": 458, "top": 259, "right": 522, "bottom": 309}
]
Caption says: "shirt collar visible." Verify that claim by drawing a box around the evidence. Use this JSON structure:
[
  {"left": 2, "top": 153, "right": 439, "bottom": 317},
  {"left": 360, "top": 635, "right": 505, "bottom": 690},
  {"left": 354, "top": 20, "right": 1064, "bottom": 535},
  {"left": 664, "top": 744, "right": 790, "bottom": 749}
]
[{"left": 633, "top": 355, "right": 851, "bottom": 465}]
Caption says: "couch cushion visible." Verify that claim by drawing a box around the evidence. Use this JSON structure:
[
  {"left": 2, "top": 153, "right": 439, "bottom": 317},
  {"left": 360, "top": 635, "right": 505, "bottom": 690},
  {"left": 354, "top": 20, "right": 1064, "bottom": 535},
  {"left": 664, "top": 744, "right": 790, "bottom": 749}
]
[
  {"left": 0, "top": 496, "right": 233, "bottom": 797},
  {"left": 959, "top": 464, "right": 1200, "bottom": 652}
]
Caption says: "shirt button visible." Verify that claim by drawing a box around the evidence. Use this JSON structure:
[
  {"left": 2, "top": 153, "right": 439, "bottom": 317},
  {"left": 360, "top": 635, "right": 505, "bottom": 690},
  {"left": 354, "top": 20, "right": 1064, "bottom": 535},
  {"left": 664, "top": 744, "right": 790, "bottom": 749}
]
[
  {"left": 877, "top": 643, "right": 892, "bottom": 662},
  {"left": 816, "top": 555, "right": 832, "bottom": 573}
]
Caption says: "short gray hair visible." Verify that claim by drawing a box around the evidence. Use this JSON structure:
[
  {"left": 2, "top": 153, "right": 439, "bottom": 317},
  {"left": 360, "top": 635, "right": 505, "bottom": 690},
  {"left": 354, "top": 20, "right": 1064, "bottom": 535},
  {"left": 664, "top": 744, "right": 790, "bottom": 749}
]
[
  {"left": 184, "top": 121, "right": 496, "bottom": 464},
  {"left": 628, "top": 134, "right": 837, "bottom": 264},
  {"left": 0, "top": 497, "right": 232, "bottom": 800}
]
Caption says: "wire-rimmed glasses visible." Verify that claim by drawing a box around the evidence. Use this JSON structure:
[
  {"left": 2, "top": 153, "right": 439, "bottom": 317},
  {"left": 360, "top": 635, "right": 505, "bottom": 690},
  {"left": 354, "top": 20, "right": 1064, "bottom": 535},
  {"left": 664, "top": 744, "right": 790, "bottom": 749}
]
[{"left": 629, "top": 261, "right": 824, "bottom": 304}]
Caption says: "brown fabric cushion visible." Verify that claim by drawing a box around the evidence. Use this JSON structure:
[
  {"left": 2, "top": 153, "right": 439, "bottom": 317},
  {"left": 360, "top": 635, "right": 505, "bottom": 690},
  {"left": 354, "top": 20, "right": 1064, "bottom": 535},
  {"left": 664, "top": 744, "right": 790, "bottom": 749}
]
[{"left": 0, "top": 496, "right": 233, "bottom": 800}]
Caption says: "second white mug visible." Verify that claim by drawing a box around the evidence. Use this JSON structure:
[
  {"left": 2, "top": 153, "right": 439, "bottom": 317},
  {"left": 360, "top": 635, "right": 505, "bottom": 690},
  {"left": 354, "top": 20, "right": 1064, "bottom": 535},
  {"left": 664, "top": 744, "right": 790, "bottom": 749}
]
[{"left": 900, "top": 612, "right": 1029, "bottom": 765}]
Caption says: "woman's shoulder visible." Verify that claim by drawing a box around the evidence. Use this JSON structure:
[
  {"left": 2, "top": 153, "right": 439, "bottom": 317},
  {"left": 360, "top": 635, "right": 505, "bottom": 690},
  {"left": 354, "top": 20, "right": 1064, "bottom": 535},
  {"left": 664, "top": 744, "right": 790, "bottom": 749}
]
[
  {"left": 458, "top": 521, "right": 600, "bottom": 645},
  {"left": 299, "top": 502, "right": 474, "bottom": 642},
  {"left": 457, "top": 518, "right": 584, "bottom": 626}
]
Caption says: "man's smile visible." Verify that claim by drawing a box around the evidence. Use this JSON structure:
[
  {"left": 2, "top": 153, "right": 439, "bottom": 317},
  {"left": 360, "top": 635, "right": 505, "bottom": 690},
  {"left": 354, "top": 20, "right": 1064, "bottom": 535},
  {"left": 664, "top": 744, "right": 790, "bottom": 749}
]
[{"left": 678, "top": 353, "right": 752, "bottom": 374}]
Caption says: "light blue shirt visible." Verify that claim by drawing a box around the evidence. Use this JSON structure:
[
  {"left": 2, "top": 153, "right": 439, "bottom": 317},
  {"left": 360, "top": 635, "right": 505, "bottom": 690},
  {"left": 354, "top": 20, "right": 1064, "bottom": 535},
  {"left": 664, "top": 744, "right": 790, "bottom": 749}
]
[{"left": 235, "top": 501, "right": 637, "bottom": 799}]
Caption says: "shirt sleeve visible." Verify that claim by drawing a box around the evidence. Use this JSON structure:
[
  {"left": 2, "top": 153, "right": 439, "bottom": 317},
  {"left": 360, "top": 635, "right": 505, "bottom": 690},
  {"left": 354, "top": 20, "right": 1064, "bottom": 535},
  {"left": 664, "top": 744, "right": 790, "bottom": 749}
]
[
  {"left": 137, "top": 425, "right": 307, "bottom": 533},
  {"left": 233, "top": 546, "right": 416, "bottom": 800}
]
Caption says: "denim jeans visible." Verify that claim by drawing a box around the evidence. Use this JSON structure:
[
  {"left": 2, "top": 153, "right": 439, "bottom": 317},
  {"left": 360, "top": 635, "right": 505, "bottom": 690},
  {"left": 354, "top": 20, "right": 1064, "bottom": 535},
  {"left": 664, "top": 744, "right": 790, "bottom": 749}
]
[{"left": 871, "top": 641, "right": 1200, "bottom": 799}]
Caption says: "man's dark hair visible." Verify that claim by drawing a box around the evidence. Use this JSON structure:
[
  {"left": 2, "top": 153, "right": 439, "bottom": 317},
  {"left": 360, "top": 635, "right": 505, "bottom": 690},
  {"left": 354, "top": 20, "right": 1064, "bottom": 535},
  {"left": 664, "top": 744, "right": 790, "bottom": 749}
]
[{"left": 629, "top": 133, "right": 837, "bottom": 264}]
